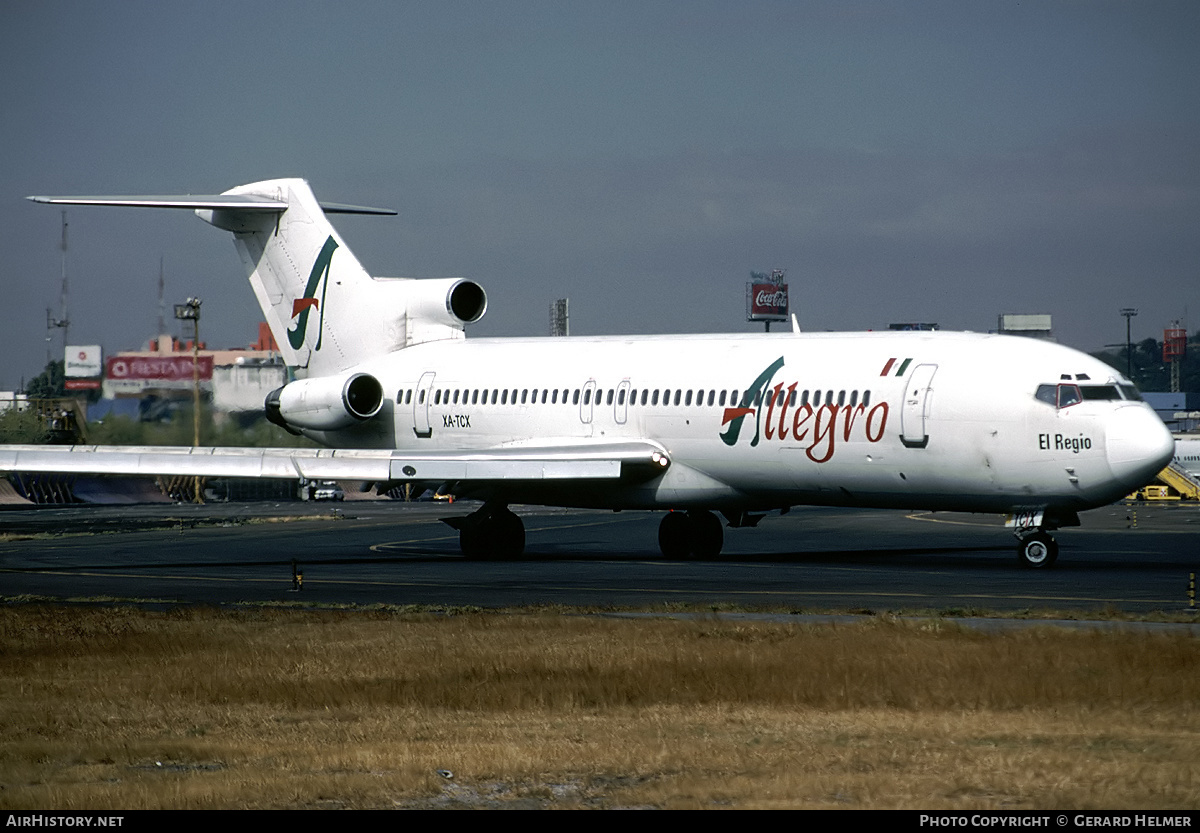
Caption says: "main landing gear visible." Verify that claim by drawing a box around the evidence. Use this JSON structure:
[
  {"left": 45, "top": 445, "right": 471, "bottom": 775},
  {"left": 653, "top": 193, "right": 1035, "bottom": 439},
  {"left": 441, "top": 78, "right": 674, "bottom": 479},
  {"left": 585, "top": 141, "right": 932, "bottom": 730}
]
[
  {"left": 657, "top": 510, "right": 724, "bottom": 559},
  {"left": 1014, "top": 529, "right": 1058, "bottom": 569},
  {"left": 447, "top": 505, "right": 526, "bottom": 559}
]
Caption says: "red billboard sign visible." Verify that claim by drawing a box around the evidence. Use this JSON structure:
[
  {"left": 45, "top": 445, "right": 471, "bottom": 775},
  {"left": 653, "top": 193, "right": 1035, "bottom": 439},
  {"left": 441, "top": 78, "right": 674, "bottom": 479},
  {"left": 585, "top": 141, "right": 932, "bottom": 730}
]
[
  {"left": 105, "top": 355, "right": 213, "bottom": 381},
  {"left": 747, "top": 282, "right": 789, "bottom": 322}
]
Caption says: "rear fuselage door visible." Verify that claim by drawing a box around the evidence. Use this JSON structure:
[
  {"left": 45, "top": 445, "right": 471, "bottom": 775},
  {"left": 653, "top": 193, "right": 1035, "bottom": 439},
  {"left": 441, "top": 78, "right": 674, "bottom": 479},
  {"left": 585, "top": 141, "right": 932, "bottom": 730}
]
[{"left": 413, "top": 371, "right": 435, "bottom": 438}]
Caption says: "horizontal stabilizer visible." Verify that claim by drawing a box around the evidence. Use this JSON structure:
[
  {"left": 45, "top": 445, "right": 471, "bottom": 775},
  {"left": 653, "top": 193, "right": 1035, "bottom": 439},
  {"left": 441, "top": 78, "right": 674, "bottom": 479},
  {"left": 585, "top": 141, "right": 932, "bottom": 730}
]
[
  {"left": 27, "top": 195, "right": 395, "bottom": 215},
  {"left": 28, "top": 194, "right": 289, "bottom": 211}
]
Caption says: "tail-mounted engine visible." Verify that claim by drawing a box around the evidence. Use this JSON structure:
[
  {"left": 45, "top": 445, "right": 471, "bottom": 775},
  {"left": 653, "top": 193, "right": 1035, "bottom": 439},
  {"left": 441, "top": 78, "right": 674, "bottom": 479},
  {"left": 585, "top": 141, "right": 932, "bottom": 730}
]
[
  {"left": 265, "top": 372, "right": 384, "bottom": 433},
  {"left": 396, "top": 278, "right": 487, "bottom": 346}
]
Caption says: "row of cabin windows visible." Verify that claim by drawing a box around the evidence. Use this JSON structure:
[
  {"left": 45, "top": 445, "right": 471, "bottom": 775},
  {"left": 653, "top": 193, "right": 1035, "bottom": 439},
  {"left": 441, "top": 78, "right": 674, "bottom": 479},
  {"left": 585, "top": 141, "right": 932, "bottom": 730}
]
[{"left": 398, "top": 386, "right": 873, "bottom": 409}]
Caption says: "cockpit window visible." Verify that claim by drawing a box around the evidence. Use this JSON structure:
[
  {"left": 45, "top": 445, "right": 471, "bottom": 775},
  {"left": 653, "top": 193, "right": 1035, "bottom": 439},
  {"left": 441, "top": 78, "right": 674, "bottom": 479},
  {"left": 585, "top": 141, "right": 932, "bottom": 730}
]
[
  {"left": 1037, "top": 382, "right": 1140, "bottom": 408},
  {"left": 1057, "top": 384, "right": 1082, "bottom": 408},
  {"left": 1079, "top": 385, "right": 1121, "bottom": 401}
]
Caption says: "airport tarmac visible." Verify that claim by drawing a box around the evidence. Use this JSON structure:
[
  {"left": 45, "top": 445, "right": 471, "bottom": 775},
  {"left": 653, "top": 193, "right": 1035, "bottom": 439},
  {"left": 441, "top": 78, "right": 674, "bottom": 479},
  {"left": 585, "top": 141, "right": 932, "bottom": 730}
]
[{"left": 3, "top": 499, "right": 1199, "bottom": 616}]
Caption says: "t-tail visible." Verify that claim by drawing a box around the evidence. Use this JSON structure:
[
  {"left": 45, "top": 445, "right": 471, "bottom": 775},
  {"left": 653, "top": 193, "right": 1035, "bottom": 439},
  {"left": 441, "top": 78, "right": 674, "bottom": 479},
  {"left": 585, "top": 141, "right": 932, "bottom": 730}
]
[{"left": 29, "top": 178, "right": 487, "bottom": 379}]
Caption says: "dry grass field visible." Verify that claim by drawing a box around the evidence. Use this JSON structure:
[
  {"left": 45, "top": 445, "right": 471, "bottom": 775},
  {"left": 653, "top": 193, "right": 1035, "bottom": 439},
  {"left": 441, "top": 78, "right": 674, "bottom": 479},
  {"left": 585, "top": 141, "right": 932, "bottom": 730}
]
[{"left": 0, "top": 604, "right": 1196, "bottom": 809}]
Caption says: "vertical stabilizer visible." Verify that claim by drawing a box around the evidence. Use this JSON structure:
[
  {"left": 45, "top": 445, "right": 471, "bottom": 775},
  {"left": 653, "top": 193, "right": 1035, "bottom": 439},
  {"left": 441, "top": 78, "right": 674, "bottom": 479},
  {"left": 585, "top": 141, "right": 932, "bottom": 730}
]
[{"left": 200, "top": 179, "right": 377, "bottom": 376}]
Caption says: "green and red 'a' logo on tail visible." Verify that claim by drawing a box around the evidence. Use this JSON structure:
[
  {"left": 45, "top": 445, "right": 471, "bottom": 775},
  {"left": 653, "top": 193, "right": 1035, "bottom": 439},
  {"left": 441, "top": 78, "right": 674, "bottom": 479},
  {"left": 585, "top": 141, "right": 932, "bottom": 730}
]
[{"left": 287, "top": 236, "right": 339, "bottom": 351}]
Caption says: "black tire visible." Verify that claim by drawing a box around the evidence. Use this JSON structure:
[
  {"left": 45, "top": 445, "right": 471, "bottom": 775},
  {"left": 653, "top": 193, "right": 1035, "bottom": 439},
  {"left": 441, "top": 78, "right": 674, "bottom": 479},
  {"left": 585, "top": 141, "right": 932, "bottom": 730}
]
[
  {"left": 658, "top": 512, "right": 692, "bottom": 559},
  {"left": 1017, "top": 532, "right": 1058, "bottom": 568},
  {"left": 689, "top": 510, "right": 724, "bottom": 559},
  {"left": 459, "top": 522, "right": 486, "bottom": 559},
  {"left": 493, "top": 509, "right": 526, "bottom": 559}
]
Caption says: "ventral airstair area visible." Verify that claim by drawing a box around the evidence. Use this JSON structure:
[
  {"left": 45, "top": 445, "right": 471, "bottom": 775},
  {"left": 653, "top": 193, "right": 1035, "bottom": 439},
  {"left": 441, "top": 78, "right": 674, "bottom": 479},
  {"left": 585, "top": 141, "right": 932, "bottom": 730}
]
[{"left": 1153, "top": 462, "right": 1200, "bottom": 501}]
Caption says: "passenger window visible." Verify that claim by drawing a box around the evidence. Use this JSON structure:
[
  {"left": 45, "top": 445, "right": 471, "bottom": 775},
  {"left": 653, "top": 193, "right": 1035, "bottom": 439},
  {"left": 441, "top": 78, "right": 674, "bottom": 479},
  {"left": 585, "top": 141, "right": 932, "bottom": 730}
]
[{"left": 606, "top": 389, "right": 614, "bottom": 406}]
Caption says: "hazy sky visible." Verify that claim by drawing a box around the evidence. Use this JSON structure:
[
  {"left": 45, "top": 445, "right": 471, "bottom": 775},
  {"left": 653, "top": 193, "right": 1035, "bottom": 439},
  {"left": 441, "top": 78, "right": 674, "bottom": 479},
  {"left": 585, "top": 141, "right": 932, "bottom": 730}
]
[{"left": 2, "top": 0, "right": 1198, "bottom": 389}]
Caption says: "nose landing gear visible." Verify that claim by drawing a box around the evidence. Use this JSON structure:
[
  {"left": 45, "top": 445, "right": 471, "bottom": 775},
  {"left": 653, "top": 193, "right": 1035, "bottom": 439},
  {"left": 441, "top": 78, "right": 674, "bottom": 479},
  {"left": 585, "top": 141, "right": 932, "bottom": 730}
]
[{"left": 1015, "top": 530, "right": 1058, "bottom": 568}]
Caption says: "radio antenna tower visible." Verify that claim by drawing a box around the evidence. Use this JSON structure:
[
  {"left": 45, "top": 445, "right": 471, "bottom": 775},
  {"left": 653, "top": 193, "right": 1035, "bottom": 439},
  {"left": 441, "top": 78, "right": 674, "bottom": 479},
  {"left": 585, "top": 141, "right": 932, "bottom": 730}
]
[{"left": 45, "top": 210, "right": 70, "bottom": 363}]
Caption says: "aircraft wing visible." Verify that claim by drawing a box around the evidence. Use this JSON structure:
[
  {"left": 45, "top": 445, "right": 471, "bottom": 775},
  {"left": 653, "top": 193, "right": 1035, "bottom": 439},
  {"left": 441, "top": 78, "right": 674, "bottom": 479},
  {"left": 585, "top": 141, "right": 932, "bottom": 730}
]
[{"left": 0, "top": 442, "right": 669, "bottom": 482}]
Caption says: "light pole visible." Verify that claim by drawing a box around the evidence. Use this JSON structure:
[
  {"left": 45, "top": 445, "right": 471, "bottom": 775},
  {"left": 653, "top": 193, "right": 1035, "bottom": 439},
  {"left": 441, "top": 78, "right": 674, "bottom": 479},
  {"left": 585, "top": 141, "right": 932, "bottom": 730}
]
[
  {"left": 1120, "top": 308, "right": 1138, "bottom": 380},
  {"left": 174, "top": 297, "right": 203, "bottom": 503}
]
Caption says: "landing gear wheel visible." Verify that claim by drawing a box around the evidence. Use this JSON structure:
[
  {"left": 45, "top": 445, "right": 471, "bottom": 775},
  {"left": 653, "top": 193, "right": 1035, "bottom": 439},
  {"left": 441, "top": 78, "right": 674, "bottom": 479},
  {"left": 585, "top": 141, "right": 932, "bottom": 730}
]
[
  {"left": 689, "top": 510, "right": 724, "bottom": 559},
  {"left": 1017, "top": 532, "right": 1058, "bottom": 569},
  {"left": 459, "top": 508, "right": 526, "bottom": 559},
  {"left": 492, "top": 509, "right": 526, "bottom": 559},
  {"left": 459, "top": 522, "right": 486, "bottom": 559},
  {"left": 657, "top": 511, "right": 725, "bottom": 559},
  {"left": 658, "top": 512, "right": 692, "bottom": 559}
]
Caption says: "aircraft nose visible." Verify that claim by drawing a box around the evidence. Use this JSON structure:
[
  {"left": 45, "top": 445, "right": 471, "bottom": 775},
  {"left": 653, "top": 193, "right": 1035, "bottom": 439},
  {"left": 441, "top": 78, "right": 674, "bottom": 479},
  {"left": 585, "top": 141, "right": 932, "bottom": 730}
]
[{"left": 1105, "top": 405, "right": 1175, "bottom": 490}]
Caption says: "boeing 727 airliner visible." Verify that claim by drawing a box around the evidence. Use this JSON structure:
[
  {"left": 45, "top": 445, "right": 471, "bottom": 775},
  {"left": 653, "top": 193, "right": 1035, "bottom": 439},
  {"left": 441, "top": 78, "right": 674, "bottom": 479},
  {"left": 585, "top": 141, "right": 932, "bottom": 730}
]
[{"left": 1, "top": 179, "right": 1175, "bottom": 567}]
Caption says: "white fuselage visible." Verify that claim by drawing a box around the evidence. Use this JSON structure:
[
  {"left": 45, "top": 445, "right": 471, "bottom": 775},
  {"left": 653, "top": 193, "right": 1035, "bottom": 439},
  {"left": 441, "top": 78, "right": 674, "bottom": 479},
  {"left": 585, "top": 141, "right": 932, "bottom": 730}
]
[
  {"left": 1174, "top": 436, "right": 1200, "bottom": 478},
  {"left": 306, "top": 329, "right": 1174, "bottom": 516}
]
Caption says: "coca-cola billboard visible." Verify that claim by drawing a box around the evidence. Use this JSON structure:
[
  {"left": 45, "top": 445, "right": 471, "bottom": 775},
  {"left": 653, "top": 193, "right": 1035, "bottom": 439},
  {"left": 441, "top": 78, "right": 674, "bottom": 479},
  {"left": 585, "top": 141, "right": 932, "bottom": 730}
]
[{"left": 746, "top": 282, "right": 789, "bottom": 322}]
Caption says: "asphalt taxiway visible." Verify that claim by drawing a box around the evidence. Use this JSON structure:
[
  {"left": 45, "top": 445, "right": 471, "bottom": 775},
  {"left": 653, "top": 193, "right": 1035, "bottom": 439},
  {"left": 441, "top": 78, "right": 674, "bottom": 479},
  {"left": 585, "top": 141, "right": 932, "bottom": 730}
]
[{"left": 1, "top": 500, "right": 1198, "bottom": 614}]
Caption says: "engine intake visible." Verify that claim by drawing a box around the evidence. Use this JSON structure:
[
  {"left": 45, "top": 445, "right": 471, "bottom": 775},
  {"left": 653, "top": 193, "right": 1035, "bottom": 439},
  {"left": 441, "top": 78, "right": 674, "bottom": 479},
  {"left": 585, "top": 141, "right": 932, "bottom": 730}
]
[
  {"left": 265, "top": 372, "right": 384, "bottom": 432},
  {"left": 405, "top": 278, "right": 487, "bottom": 327}
]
